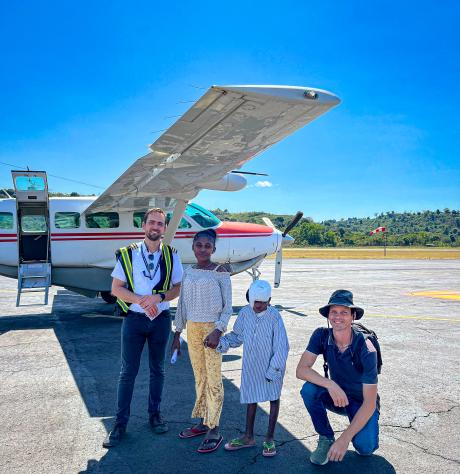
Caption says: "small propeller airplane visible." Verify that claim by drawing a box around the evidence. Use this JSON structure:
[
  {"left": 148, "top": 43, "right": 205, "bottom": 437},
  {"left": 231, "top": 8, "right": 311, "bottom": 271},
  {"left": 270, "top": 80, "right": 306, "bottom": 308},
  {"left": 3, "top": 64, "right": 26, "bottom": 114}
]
[{"left": 0, "top": 85, "right": 340, "bottom": 305}]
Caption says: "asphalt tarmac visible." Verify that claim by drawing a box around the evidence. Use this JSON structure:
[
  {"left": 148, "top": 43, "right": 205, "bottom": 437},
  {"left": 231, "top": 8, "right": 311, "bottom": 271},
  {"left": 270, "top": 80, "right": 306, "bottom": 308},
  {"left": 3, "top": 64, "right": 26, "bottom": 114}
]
[{"left": 0, "top": 259, "right": 459, "bottom": 473}]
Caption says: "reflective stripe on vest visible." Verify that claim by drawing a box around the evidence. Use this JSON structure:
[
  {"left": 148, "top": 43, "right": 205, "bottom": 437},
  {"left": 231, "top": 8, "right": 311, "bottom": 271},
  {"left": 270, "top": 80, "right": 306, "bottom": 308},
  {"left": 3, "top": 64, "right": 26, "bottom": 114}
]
[
  {"left": 153, "top": 243, "right": 172, "bottom": 294},
  {"left": 115, "top": 242, "right": 175, "bottom": 313}
]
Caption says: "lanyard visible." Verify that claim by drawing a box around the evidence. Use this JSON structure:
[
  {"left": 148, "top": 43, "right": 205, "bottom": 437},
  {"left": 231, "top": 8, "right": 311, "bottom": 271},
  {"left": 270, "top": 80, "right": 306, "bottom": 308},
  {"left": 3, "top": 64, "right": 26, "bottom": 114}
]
[{"left": 141, "top": 244, "right": 162, "bottom": 281}]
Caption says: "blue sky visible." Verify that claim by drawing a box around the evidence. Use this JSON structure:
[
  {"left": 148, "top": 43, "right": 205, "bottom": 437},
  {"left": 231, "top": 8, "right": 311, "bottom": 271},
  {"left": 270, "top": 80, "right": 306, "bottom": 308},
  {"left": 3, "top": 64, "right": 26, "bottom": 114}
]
[{"left": 1, "top": 1, "right": 459, "bottom": 220}]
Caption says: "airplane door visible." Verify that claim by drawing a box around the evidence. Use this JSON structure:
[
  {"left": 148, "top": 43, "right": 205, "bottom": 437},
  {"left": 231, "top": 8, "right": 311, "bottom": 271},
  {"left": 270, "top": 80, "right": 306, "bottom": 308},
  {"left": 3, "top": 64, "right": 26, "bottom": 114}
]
[
  {"left": 12, "top": 171, "right": 51, "bottom": 263},
  {"left": 11, "top": 171, "right": 52, "bottom": 305}
]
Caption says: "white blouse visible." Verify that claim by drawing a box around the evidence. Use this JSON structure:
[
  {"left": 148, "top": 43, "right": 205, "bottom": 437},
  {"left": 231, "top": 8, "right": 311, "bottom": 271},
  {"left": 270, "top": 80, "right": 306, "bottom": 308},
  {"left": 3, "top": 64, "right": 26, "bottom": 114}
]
[{"left": 174, "top": 266, "right": 232, "bottom": 333}]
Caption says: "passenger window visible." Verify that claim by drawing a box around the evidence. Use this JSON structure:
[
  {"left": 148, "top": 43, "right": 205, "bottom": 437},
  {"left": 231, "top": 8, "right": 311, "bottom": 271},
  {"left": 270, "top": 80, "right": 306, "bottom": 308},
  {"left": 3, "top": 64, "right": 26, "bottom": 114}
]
[
  {"left": 85, "top": 212, "right": 119, "bottom": 228},
  {"left": 55, "top": 212, "right": 80, "bottom": 229},
  {"left": 21, "top": 215, "right": 47, "bottom": 233},
  {"left": 133, "top": 212, "right": 145, "bottom": 229},
  {"left": 0, "top": 212, "right": 13, "bottom": 229}
]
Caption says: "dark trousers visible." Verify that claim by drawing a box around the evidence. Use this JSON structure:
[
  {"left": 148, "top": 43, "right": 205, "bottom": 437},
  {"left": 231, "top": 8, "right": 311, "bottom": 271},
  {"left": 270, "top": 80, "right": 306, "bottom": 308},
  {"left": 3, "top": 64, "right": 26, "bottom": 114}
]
[
  {"left": 115, "top": 310, "right": 171, "bottom": 426},
  {"left": 300, "top": 382, "right": 379, "bottom": 455}
]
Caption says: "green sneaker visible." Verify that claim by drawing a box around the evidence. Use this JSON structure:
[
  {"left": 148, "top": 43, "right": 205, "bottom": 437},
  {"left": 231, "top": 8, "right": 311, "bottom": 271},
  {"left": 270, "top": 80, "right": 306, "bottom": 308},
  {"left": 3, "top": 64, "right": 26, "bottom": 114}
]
[{"left": 310, "top": 435, "right": 335, "bottom": 465}]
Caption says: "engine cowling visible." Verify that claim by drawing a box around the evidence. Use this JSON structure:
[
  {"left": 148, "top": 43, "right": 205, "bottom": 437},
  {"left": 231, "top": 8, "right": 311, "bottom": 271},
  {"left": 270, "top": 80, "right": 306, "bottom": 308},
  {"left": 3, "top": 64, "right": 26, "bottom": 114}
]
[{"left": 199, "top": 173, "right": 247, "bottom": 192}]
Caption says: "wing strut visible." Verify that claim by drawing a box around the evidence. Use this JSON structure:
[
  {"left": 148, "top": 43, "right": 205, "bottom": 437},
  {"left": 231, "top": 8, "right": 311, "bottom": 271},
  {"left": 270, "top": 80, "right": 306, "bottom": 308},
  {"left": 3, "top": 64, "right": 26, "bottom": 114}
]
[{"left": 163, "top": 199, "right": 188, "bottom": 245}]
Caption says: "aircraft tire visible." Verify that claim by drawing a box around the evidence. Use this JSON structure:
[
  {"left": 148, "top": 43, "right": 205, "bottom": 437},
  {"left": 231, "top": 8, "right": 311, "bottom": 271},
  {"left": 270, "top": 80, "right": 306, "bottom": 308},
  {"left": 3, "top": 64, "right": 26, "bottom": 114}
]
[{"left": 100, "top": 291, "right": 117, "bottom": 304}]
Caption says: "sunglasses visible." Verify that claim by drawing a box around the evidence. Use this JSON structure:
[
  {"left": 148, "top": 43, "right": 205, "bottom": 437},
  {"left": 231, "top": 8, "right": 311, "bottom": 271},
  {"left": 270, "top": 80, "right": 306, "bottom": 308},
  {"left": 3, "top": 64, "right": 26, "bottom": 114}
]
[{"left": 147, "top": 253, "right": 154, "bottom": 270}]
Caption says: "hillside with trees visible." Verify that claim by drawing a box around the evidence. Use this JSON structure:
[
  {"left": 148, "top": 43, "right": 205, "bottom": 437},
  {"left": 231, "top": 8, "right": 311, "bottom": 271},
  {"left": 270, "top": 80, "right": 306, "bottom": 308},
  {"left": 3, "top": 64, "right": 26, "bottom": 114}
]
[
  {"left": 1, "top": 188, "right": 457, "bottom": 247},
  {"left": 212, "top": 209, "right": 460, "bottom": 247}
]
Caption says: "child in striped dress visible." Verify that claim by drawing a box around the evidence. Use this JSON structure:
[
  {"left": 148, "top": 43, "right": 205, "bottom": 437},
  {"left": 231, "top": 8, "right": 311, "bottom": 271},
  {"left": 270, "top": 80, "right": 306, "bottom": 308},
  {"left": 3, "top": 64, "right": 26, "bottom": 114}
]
[{"left": 217, "top": 280, "right": 289, "bottom": 457}]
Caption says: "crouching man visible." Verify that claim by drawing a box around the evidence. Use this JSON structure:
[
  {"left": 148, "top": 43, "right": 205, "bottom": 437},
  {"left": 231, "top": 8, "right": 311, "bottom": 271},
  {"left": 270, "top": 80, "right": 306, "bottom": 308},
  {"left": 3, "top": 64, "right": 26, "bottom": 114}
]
[{"left": 296, "top": 290, "right": 379, "bottom": 465}]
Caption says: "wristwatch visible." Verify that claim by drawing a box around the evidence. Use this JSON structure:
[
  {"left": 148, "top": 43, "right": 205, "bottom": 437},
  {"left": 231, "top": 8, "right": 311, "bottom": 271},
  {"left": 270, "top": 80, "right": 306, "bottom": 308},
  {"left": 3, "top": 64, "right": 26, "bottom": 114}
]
[{"left": 159, "top": 292, "right": 166, "bottom": 302}]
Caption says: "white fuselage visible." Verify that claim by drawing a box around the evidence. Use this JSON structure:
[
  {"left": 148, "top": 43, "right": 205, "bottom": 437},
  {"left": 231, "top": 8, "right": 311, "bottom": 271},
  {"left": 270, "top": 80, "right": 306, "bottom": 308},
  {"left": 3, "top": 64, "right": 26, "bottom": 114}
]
[{"left": 0, "top": 197, "right": 281, "bottom": 295}]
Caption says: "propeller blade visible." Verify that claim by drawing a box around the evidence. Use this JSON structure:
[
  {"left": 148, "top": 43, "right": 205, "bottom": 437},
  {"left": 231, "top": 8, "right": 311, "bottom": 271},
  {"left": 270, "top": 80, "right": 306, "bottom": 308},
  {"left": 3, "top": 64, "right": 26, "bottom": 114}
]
[
  {"left": 282, "top": 211, "right": 303, "bottom": 237},
  {"left": 262, "top": 217, "right": 275, "bottom": 228},
  {"left": 230, "top": 170, "right": 269, "bottom": 176},
  {"left": 274, "top": 246, "right": 282, "bottom": 288}
]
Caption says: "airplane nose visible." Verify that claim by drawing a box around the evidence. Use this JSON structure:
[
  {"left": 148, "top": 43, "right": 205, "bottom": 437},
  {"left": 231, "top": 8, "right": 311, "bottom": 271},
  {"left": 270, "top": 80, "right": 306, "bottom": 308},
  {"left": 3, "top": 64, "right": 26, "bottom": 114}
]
[{"left": 282, "top": 234, "right": 294, "bottom": 246}]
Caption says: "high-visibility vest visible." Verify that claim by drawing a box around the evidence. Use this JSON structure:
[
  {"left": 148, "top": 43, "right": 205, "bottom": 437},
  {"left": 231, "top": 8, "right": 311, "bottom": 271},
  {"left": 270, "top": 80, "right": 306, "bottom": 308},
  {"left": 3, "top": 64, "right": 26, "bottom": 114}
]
[{"left": 115, "top": 242, "right": 176, "bottom": 314}]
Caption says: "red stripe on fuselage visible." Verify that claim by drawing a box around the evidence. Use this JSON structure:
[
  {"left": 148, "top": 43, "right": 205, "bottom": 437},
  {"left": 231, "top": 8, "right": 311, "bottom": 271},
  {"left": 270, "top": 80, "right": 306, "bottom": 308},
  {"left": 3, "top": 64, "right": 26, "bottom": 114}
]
[
  {"left": 0, "top": 222, "right": 274, "bottom": 242},
  {"left": 51, "top": 234, "right": 272, "bottom": 241}
]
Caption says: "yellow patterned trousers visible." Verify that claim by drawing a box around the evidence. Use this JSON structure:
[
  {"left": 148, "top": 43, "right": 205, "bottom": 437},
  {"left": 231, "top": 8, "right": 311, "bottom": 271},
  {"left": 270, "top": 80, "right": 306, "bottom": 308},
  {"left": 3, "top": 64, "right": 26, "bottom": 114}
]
[{"left": 187, "top": 321, "right": 223, "bottom": 429}]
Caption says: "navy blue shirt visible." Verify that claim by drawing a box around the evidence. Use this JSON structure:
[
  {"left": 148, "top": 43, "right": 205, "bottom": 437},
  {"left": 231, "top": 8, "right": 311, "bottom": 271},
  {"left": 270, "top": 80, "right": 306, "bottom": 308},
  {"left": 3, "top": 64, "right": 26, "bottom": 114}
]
[{"left": 306, "top": 327, "right": 378, "bottom": 402}]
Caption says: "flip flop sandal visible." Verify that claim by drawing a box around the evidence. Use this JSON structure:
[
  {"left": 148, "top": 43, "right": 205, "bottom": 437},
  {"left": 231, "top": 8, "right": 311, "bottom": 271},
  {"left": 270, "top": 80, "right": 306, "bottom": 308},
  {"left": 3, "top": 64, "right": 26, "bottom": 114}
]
[
  {"left": 224, "top": 438, "right": 256, "bottom": 451},
  {"left": 262, "top": 441, "right": 277, "bottom": 457},
  {"left": 178, "top": 426, "right": 208, "bottom": 439},
  {"left": 197, "top": 435, "right": 223, "bottom": 453}
]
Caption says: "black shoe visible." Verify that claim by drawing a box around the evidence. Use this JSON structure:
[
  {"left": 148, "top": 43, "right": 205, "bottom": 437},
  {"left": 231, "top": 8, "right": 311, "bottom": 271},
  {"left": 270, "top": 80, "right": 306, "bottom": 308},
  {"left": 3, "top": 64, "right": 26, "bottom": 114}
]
[
  {"left": 103, "top": 424, "right": 126, "bottom": 448},
  {"left": 150, "top": 412, "right": 169, "bottom": 434}
]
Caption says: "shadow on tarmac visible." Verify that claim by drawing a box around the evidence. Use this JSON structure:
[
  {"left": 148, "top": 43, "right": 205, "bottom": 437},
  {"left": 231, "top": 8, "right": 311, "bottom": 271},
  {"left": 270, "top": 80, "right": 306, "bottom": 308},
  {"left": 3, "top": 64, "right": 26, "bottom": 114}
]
[{"left": 0, "top": 290, "right": 396, "bottom": 474}]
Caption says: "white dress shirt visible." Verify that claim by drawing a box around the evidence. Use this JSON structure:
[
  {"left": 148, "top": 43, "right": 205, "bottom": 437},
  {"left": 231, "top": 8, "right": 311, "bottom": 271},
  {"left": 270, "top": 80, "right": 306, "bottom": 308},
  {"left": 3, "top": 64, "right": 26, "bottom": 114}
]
[{"left": 111, "top": 241, "right": 183, "bottom": 314}]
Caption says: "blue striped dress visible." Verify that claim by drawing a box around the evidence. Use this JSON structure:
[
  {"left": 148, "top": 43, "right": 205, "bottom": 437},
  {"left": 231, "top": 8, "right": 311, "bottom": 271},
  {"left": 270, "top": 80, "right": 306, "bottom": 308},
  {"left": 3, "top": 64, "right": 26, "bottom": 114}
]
[{"left": 217, "top": 305, "right": 289, "bottom": 403}]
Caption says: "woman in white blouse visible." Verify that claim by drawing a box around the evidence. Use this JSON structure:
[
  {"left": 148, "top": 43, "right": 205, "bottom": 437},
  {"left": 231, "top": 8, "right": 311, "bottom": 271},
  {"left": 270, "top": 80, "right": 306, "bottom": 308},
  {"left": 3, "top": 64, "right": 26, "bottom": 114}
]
[{"left": 172, "top": 229, "right": 232, "bottom": 453}]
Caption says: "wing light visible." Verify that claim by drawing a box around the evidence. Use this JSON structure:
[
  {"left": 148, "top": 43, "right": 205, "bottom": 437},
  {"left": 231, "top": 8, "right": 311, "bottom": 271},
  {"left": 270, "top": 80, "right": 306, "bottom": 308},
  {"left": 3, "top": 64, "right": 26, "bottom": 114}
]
[{"left": 303, "top": 90, "right": 318, "bottom": 100}]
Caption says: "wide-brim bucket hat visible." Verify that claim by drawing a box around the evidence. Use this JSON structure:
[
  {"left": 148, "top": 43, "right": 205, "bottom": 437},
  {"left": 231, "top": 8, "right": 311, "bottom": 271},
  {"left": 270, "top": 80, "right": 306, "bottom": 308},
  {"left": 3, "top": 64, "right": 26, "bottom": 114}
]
[{"left": 319, "top": 289, "right": 364, "bottom": 320}]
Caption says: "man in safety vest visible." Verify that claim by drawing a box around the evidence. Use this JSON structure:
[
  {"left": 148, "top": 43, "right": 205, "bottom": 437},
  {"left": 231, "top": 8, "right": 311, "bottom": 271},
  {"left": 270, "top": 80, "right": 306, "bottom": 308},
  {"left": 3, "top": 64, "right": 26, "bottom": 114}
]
[{"left": 103, "top": 208, "right": 183, "bottom": 448}]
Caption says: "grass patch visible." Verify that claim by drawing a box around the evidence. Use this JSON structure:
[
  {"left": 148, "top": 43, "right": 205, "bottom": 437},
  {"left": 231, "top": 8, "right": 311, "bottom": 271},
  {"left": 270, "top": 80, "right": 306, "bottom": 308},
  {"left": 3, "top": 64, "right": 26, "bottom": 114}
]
[{"left": 272, "top": 247, "right": 460, "bottom": 259}]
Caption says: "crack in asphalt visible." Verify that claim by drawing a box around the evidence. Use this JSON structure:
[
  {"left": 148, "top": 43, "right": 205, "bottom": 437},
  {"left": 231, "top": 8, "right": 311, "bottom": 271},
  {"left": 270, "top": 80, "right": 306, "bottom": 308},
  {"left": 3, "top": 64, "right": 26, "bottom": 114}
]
[
  {"left": 381, "top": 404, "right": 459, "bottom": 431},
  {"left": 386, "top": 433, "right": 460, "bottom": 465}
]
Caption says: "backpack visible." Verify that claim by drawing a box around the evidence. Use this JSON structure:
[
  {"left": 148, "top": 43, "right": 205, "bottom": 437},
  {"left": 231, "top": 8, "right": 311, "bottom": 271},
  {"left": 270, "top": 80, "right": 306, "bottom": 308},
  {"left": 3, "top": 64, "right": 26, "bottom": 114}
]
[{"left": 320, "top": 322, "right": 383, "bottom": 378}]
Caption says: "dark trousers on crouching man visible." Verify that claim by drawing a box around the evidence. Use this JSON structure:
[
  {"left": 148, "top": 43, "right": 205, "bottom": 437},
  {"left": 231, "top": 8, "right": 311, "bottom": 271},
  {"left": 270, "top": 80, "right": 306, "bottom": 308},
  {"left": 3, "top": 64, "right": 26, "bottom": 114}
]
[{"left": 301, "top": 382, "right": 379, "bottom": 455}]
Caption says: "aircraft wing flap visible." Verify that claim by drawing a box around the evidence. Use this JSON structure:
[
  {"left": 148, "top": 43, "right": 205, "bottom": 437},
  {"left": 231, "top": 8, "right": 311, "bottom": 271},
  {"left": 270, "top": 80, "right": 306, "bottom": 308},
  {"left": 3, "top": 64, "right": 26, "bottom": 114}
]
[{"left": 85, "top": 85, "right": 339, "bottom": 214}]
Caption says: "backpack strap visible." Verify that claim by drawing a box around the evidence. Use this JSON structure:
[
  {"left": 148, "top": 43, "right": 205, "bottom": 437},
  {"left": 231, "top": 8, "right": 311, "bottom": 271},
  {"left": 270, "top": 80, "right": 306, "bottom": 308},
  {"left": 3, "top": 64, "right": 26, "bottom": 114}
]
[
  {"left": 350, "top": 330, "right": 367, "bottom": 373},
  {"left": 320, "top": 328, "right": 330, "bottom": 378},
  {"left": 351, "top": 323, "right": 382, "bottom": 374}
]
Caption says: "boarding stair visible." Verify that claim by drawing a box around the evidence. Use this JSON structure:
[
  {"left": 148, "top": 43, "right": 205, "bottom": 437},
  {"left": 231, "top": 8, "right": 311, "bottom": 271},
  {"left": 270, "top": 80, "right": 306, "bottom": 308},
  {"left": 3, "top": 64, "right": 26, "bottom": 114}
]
[
  {"left": 16, "top": 262, "right": 52, "bottom": 306},
  {"left": 11, "top": 170, "right": 52, "bottom": 306}
]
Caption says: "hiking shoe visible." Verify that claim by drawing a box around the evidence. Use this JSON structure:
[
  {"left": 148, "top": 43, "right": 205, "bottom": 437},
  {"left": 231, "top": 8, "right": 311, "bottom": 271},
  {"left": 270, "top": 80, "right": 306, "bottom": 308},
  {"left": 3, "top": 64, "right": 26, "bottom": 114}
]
[
  {"left": 103, "top": 424, "right": 126, "bottom": 448},
  {"left": 310, "top": 435, "right": 334, "bottom": 465},
  {"left": 150, "top": 412, "right": 169, "bottom": 434}
]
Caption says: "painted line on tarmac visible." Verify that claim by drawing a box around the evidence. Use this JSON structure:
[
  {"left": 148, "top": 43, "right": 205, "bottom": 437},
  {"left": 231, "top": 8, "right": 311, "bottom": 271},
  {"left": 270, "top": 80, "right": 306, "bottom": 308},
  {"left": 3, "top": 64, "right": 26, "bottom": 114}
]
[
  {"left": 81, "top": 313, "right": 122, "bottom": 320},
  {"left": 366, "top": 313, "right": 460, "bottom": 323},
  {"left": 409, "top": 290, "right": 460, "bottom": 301}
]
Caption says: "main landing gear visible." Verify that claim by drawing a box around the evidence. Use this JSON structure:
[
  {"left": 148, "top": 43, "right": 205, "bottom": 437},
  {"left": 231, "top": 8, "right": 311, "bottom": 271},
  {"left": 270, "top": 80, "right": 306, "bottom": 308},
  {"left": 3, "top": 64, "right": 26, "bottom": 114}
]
[{"left": 100, "top": 291, "right": 117, "bottom": 304}]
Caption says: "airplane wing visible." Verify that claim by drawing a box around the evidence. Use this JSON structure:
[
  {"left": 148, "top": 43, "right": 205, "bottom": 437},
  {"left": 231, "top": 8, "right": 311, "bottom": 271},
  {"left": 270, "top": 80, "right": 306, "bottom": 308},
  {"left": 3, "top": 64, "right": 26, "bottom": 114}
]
[{"left": 85, "top": 85, "right": 340, "bottom": 214}]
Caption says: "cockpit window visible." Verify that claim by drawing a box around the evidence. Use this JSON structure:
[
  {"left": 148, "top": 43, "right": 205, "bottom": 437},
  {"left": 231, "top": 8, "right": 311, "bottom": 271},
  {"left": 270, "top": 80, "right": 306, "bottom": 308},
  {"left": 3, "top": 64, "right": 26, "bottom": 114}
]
[
  {"left": 185, "top": 203, "right": 220, "bottom": 228},
  {"left": 132, "top": 205, "right": 219, "bottom": 230}
]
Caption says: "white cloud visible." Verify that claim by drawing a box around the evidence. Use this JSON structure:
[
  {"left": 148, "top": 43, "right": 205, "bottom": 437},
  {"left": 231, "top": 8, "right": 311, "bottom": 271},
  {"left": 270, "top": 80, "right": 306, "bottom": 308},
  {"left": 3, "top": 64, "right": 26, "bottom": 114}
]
[{"left": 255, "top": 180, "right": 273, "bottom": 188}]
